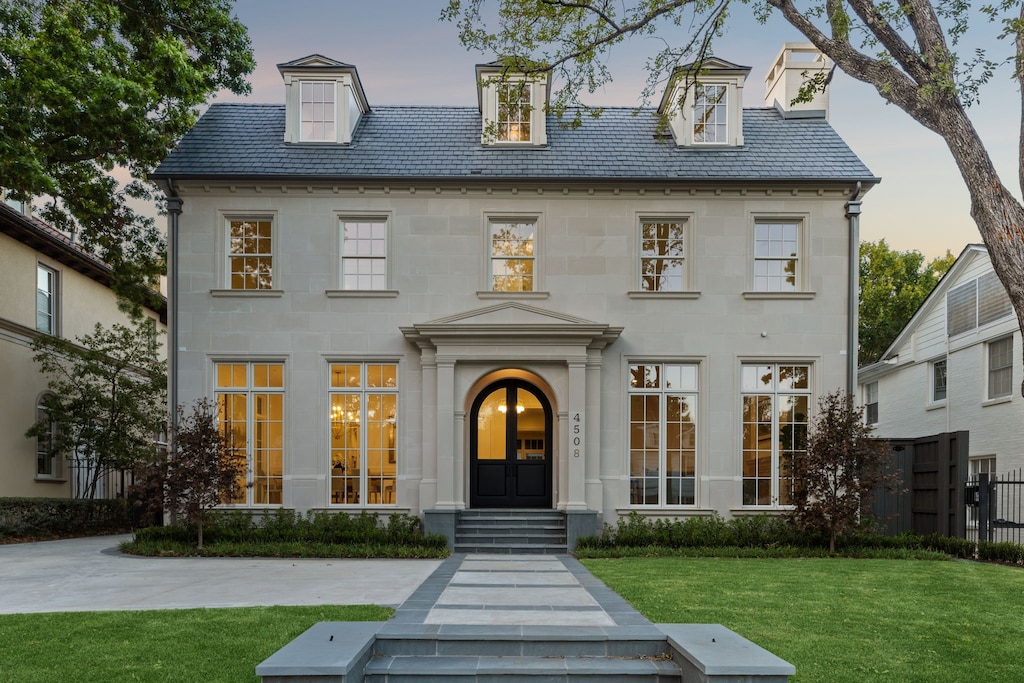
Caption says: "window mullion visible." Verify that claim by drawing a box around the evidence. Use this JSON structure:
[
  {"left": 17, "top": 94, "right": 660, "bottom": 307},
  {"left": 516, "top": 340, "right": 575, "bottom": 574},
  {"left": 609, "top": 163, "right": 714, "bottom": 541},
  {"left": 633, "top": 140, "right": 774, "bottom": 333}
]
[{"left": 659, "top": 387, "right": 667, "bottom": 507}]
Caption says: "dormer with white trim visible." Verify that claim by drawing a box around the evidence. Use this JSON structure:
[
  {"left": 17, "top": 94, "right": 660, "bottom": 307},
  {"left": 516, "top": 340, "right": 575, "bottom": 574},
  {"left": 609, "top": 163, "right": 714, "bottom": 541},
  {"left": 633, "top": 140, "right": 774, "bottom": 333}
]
[
  {"left": 278, "top": 54, "right": 370, "bottom": 145},
  {"left": 764, "top": 43, "right": 832, "bottom": 120},
  {"left": 658, "top": 57, "right": 750, "bottom": 147},
  {"left": 476, "top": 61, "right": 550, "bottom": 146}
]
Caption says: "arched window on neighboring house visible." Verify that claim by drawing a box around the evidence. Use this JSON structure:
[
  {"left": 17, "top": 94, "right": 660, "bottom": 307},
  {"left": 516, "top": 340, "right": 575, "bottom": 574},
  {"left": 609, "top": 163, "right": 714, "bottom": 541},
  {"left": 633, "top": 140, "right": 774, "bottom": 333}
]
[{"left": 35, "top": 394, "right": 61, "bottom": 480}]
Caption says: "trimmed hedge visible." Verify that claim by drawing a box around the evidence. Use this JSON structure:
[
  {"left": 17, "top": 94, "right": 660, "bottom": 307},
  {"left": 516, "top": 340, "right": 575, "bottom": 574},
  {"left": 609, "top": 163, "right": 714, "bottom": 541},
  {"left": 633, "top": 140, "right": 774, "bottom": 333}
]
[
  {"left": 129, "top": 509, "right": 447, "bottom": 551},
  {"left": 0, "top": 497, "right": 131, "bottom": 540}
]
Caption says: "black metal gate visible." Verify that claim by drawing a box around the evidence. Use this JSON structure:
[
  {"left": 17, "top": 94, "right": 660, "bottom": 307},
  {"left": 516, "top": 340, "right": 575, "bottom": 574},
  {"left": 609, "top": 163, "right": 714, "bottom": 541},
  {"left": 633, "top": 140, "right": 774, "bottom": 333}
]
[{"left": 966, "top": 469, "right": 1024, "bottom": 544}]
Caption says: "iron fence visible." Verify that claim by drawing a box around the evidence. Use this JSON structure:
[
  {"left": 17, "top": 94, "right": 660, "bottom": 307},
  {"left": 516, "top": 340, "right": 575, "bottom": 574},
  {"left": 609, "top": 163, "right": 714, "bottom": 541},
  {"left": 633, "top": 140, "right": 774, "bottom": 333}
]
[{"left": 965, "top": 469, "right": 1024, "bottom": 545}]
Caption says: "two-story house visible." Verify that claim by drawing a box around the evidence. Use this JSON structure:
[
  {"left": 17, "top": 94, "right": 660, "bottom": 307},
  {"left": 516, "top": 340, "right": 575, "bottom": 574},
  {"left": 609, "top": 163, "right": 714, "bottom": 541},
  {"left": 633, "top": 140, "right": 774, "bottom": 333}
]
[
  {"left": 859, "top": 244, "right": 1021, "bottom": 479},
  {"left": 0, "top": 198, "right": 166, "bottom": 499},
  {"left": 152, "top": 43, "right": 876, "bottom": 547}
]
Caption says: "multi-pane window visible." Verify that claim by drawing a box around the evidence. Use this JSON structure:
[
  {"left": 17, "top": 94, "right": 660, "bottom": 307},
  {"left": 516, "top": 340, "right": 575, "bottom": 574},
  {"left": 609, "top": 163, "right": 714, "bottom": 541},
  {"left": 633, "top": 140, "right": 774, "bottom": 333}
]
[
  {"left": 628, "top": 363, "right": 698, "bottom": 506},
  {"left": 753, "top": 222, "right": 799, "bottom": 292},
  {"left": 497, "top": 81, "right": 531, "bottom": 142},
  {"left": 932, "top": 359, "right": 947, "bottom": 402},
  {"left": 35, "top": 395, "right": 59, "bottom": 478},
  {"left": 329, "top": 363, "right": 398, "bottom": 506},
  {"left": 341, "top": 220, "right": 387, "bottom": 290},
  {"left": 216, "top": 363, "right": 284, "bottom": 505},
  {"left": 300, "top": 80, "right": 336, "bottom": 142},
  {"left": 640, "top": 221, "right": 686, "bottom": 292},
  {"left": 228, "top": 219, "right": 273, "bottom": 290},
  {"left": 864, "top": 381, "right": 878, "bottom": 425},
  {"left": 741, "top": 364, "right": 811, "bottom": 506},
  {"left": 693, "top": 84, "right": 727, "bottom": 143},
  {"left": 988, "top": 337, "right": 1013, "bottom": 400},
  {"left": 490, "top": 221, "right": 535, "bottom": 292},
  {"left": 36, "top": 265, "right": 56, "bottom": 334}
]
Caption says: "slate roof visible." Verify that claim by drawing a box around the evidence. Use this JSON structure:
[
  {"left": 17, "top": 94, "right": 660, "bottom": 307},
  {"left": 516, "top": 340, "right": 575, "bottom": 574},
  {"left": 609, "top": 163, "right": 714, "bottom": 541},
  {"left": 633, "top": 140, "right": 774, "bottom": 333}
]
[{"left": 153, "top": 104, "right": 877, "bottom": 184}]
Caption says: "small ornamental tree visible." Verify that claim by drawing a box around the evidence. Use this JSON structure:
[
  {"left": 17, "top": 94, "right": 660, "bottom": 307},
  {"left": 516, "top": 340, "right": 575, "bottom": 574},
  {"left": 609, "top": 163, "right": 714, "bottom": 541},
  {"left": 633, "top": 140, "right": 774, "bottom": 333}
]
[
  {"left": 163, "top": 398, "right": 246, "bottom": 549},
  {"left": 787, "top": 390, "right": 898, "bottom": 552}
]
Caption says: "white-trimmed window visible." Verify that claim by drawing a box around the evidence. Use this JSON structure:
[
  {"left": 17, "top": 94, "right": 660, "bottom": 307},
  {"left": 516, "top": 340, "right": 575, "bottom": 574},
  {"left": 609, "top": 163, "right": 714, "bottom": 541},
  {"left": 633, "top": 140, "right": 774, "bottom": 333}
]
[
  {"left": 329, "top": 363, "right": 398, "bottom": 506},
  {"left": 741, "top": 363, "right": 811, "bottom": 506},
  {"left": 932, "top": 359, "right": 947, "bottom": 402},
  {"left": 300, "top": 80, "right": 337, "bottom": 142},
  {"left": 864, "top": 381, "right": 879, "bottom": 424},
  {"left": 227, "top": 218, "right": 274, "bottom": 290},
  {"left": 628, "top": 363, "right": 698, "bottom": 506},
  {"left": 341, "top": 219, "right": 387, "bottom": 290},
  {"left": 35, "top": 394, "right": 60, "bottom": 479},
  {"left": 639, "top": 220, "right": 687, "bottom": 292},
  {"left": 216, "top": 362, "right": 284, "bottom": 506},
  {"left": 987, "top": 337, "right": 1013, "bottom": 400},
  {"left": 947, "top": 271, "right": 1013, "bottom": 336},
  {"left": 693, "top": 84, "right": 727, "bottom": 144},
  {"left": 497, "top": 81, "right": 532, "bottom": 143},
  {"left": 753, "top": 221, "right": 799, "bottom": 293},
  {"left": 490, "top": 220, "right": 536, "bottom": 292},
  {"left": 36, "top": 264, "right": 57, "bottom": 334}
]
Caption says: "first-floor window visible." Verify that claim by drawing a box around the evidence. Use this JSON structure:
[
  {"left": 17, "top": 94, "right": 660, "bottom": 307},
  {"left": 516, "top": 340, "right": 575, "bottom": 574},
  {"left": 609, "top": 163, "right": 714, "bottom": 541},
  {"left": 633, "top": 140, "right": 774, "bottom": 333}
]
[
  {"left": 864, "top": 382, "right": 879, "bottom": 425},
  {"left": 35, "top": 395, "right": 60, "bottom": 478},
  {"left": 216, "top": 362, "right": 284, "bottom": 505},
  {"left": 741, "top": 363, "right": 811, "bottom": 506},
  {"left": 329, "top": 362, "right": 398, "bottom": 505},
  {"left": 628, "top": 363, "right": 698, "bottom": 506},
  {"left": 987, "top": 337, "right": 1012, "bottom": 400}
]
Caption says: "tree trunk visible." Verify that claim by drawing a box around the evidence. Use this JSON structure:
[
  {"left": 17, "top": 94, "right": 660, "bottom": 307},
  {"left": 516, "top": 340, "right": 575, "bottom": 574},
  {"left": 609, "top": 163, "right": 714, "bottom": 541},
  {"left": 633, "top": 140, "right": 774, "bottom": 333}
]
[{"left": 197, "top": 517, "right": 204, "bottom": 550}]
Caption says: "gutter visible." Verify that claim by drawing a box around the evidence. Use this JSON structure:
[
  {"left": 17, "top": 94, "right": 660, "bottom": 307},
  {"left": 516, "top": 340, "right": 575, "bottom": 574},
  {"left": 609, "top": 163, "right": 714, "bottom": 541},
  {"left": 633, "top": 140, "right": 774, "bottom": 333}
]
[
  {"left": 165, "top": 182, "right": 183, "bottom": 433},
  {"left": 846, "top": 182, "right": 862, "bottom": 395}
]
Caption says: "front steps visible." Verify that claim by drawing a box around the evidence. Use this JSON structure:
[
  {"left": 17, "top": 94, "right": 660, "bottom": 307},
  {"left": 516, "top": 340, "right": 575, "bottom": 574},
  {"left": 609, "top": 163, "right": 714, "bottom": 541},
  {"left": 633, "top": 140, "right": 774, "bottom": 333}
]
[{"left": 454, "top": 509, "right": 567, "bottom": 554}]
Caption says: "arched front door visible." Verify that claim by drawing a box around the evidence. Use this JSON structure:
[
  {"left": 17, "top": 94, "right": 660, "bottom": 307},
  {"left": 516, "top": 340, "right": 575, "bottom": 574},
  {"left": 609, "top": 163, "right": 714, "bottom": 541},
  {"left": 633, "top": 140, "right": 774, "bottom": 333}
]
[{"left": 470, "top": 379, "right": 552, "bottom": 508}]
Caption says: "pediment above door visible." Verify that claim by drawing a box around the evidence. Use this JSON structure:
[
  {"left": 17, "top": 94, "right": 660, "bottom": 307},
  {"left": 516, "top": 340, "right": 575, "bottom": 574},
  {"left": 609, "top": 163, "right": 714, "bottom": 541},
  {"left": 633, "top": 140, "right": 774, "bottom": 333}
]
[{"left": 400, "top": 302, "right": 622, "bottom": 351}]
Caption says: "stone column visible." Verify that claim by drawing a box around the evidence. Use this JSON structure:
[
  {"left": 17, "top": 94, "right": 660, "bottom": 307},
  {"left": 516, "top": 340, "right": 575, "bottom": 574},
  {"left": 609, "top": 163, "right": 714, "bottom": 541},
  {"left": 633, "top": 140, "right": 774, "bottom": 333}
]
[
  {"left": 585, "top": 348, "right": 604, "bottom": 512},
  {"left": 435, "top": 358, "right": 457, "bottom": 508},
  {"left": 566, "top": 359, "right": 588, "bottom": 509},
  {"left": 418, "top": 347, "right": 438, "bottom": 509}
]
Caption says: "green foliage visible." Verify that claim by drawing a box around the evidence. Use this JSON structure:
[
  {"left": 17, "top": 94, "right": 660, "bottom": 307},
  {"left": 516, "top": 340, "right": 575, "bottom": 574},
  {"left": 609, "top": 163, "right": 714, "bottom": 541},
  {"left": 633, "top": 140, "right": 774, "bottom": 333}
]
[
  {"left": 25, "top": 319, "right": 167, "bottom": 498},
  {"left": 0, "top": 497, "right": 130, "bottom": 540},
  {"left": 0, "top": 0, "right": 253, "bottom": 308},
  {"left": 787, "top": 390, "right": 898, "bottom": 552},
  {"left": 123, "top": 510, "right": 448, "bottom": 558},
  {"left": 978, "top": 540, "right": 1024, "bottom": 564},
  {"left": 577, "top": 511, "right": 802, "bottom": 550},
  {"left": 859, "top": 239, "right": 955, "bottom": 365}
]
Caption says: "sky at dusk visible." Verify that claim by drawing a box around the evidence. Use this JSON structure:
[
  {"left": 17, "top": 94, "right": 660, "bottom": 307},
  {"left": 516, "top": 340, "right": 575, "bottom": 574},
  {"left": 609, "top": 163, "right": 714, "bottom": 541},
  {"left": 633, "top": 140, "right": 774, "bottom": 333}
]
[{"left": 206, "top": 1, "right": 1021, "bottom": 260}]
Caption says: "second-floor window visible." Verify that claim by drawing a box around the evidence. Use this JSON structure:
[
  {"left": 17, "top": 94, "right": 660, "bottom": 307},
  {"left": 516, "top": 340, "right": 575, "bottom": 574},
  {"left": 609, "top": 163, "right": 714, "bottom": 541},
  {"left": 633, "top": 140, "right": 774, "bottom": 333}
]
[
  {"left": 932, "top": 359, "right": 947, "bottom": 402},
  {"left": 753, "top": 221, "right": 800, "bottom": 293},
  {"left": 640, "top": 220, "right": 687, "bottom": 292},
  {"left": 341, "top": 219, "right": 387, "bottom": 290},
  {"left": 865, "top": 381, "right": 879, "bottom": 424},
  {"left": 36, "top": 264, "right": 57, "bottom": 334},
  {"left": 988, "top": 337, "right": 1013, "bottom": 400},
  {"left": 490, "top": 220, "right": 535, "bottom": 292},
  {"left": 228, "top": 219, "right": 274, "bottom": 290}
]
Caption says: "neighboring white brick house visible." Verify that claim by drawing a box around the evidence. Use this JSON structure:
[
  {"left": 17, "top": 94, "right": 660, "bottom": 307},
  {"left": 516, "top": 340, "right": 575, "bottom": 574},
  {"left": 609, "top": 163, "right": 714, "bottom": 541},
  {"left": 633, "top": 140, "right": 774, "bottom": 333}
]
[
  {"left": 153, "top": 45, "right": 876, "bottom": 539},
  {"left": 858, "top": 244, "right": 1021, "bottom": 477}
]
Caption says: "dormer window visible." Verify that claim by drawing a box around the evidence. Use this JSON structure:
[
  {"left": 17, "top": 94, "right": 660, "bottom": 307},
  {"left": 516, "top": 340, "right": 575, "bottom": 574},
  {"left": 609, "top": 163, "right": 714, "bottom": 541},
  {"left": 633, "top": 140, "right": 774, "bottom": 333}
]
[
  {"left": 497, "top": 81, "right": 532, "bottom": 143},
  {"left": 658, "top": 57, "right": 750, "bottom": 147},
  {"left": 476, "top": 62, "right": 548, "bottom": 146},
  {"left": 300, "top": 81, "right": 337, "bottom": 142},
  {"left": 278, "top": 55, "right": 369, "bottom": 145}
]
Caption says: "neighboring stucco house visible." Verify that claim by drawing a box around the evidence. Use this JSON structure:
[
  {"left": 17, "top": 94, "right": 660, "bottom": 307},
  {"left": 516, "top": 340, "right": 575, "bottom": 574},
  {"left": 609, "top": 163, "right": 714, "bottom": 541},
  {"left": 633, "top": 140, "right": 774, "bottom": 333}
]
[
  {"left": 859, "top": 244, "right": 1020, "bottom": 479},
  {"left": 0, "top": 198, "right": 167, "bottom": 499},
  {"left": 152, "top": 43, "right": 876, "bottom": 545}
]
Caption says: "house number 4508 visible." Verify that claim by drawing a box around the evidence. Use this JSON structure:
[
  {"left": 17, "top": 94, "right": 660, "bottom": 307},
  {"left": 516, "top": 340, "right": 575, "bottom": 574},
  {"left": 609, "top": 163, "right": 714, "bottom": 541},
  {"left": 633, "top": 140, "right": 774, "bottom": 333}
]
[{"left": 572, "top": 412, "right": 583, "bottom": 457}]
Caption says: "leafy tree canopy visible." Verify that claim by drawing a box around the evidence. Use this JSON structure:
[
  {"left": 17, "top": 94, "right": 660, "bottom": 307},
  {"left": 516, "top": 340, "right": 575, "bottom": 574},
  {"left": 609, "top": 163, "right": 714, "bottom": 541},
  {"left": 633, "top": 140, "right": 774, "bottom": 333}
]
[
  {"left": 0, "top": 0, "right": 254, "bottom": 309},
  {"left": 443, "top": 0, "right": 1024, "bottom": 394},
  {"left": 859, "top": 239, "right": 955, "bottom": 365}
]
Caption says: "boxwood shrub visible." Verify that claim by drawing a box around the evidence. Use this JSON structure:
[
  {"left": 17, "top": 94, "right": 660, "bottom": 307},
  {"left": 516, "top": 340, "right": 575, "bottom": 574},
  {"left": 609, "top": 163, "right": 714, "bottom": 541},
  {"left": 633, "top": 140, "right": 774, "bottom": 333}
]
[{"left": 0, "top": 497, "right": 131, "bottom": 541}]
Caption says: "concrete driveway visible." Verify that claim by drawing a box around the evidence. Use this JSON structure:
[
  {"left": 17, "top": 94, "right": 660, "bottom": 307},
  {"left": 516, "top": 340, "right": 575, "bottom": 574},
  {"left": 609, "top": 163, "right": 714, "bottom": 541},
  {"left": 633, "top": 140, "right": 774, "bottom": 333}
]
[{"left": 0, "top": 535, "right": 442, "bottom": 614}]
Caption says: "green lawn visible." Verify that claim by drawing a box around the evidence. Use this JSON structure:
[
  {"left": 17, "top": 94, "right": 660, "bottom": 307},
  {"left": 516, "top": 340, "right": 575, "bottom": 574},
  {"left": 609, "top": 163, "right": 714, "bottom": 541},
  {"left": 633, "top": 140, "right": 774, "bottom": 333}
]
[
  {"left": 0, "top": 605, "right": 391, "bottom": 683},
  {"left": 582, "top": 557, "right": 1024, "bottom": 683}
]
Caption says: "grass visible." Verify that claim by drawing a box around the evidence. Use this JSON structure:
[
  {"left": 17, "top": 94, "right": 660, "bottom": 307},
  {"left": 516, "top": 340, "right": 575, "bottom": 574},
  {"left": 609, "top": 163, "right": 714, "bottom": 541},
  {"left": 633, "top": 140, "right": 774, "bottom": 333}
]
[
  {"left": 582, "top": 557, "right": 1024, "bottom": 683},
  {"left": 0, "top": 604, "right": 391, "bottom": 683}
]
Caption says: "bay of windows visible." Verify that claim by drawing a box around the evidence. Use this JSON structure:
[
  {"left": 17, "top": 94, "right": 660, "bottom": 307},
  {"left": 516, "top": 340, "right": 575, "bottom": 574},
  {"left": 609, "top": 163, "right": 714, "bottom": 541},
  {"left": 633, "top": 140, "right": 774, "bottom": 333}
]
[
  {"left": 640, "top": 221, "right": 686, "bottom": 292},
  {"left": 741, "top": 363, "right": 810, "bottom": 506},
  {"left": 216, "top": 362, "right": 284, "bottom": 505},
  {"left": 341, "top": 220, "right": 387, "bottom": 290},
  {"left": 753, "top": 221, "right": 799, "bottom": 292},
  {"left": 629, "top": 363, "right": 698, "bottom": 507},
  {"left": 228, "top": 219, "right": 274, "bottom": 290},
  {"left": 329, "top": 363, "right": 398, "bottom": 506},
  {"left": 490, "top": 220, "right": 535, "bottom": 292}
]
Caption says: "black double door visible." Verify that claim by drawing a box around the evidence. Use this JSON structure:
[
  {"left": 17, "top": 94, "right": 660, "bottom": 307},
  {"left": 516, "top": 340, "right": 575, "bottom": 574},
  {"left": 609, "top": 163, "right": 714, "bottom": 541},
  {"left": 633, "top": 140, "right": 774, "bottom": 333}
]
[{"left": 469, "top": 380, "right": 552, "bottom": 508}]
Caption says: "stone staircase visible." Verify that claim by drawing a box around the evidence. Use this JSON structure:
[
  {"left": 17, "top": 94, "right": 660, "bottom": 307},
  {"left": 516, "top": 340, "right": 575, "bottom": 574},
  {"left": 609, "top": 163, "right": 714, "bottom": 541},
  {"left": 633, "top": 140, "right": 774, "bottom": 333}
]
[{"left": 454, "top": 509, "right": 567, "bottom": 554}]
